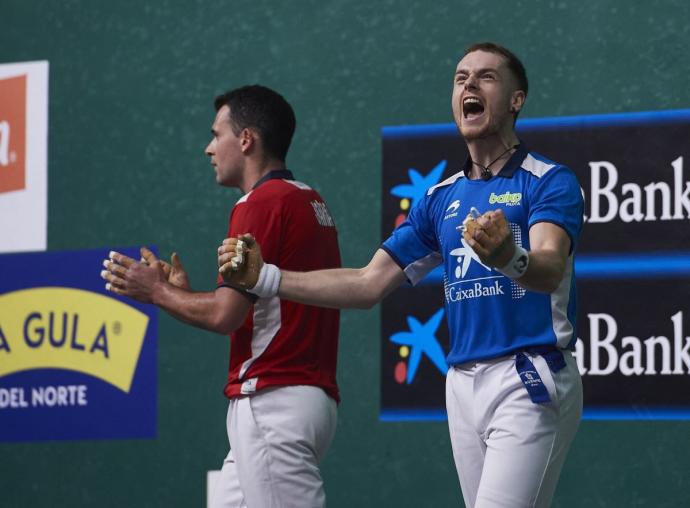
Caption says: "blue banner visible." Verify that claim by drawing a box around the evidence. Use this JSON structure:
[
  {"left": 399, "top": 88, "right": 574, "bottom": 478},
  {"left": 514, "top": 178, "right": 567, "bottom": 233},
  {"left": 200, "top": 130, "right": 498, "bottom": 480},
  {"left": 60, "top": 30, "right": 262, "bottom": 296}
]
[{"left": 0, "top": 248, "right": 157, "bottom": 441}]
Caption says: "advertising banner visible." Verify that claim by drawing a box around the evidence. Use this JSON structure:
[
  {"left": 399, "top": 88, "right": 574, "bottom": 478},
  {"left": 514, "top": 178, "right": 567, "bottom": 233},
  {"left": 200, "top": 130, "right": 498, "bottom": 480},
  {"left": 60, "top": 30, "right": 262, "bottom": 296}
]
[
  {"left": 0, "top": 60, "right": 49, "bottom": 253},
  {"left": 380, "top": 109, "right": 690, "bottom": 421},
  {"left": 0, "top": 248, "right": 157, "bottom": 441}
]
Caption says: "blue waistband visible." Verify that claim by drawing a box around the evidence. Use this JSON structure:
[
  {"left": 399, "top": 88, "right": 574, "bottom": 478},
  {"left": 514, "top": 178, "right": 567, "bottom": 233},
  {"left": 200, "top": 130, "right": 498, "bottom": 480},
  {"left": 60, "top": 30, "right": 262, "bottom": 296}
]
[{"left": 522, "top": 345, "right": 566, "bottom": 373}]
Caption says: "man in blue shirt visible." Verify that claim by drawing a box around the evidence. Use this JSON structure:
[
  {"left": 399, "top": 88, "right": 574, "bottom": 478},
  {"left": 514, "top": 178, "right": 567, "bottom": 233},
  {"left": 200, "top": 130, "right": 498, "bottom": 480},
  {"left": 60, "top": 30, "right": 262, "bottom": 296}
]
[{"left": 219, "top": 42, "right": 584, "bottom": 508}]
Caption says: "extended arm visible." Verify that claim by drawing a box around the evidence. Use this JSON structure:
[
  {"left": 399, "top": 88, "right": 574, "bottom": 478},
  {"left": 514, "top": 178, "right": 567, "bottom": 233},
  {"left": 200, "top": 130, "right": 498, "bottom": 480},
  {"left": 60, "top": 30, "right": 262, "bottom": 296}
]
[
  {"left": 278, "top": 248, "right": 407, "bottom": 309},
  {"left": 218, "top": 237, "right": 407, "bottom": 309}
]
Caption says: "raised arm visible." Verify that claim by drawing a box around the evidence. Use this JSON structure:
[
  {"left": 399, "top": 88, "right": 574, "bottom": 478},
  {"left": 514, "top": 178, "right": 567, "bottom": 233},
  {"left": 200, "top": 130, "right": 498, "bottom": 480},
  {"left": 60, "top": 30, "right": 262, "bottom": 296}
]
[{"left": 218, "top": 236, "right": 407, "bottom": 309}]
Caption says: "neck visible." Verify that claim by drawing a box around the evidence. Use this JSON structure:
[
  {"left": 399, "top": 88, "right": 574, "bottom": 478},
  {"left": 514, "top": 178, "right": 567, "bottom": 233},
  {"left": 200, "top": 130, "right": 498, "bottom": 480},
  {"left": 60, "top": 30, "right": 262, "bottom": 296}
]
[
  {"left": 239, "top": 156, "right": 286, "bottom": 194},
  {"left": 465, "top": 129, "right": 519, "bottom": 180}
]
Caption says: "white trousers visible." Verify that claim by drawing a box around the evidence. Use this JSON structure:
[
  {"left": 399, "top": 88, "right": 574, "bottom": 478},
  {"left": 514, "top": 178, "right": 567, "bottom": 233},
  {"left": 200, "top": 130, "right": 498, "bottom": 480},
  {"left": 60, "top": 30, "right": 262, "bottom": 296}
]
[
  {"left": 209, "top": 385, "right": 337, "bottom": 508},
  {"left": 446, "top": 351, "right": 582, "bottom": 508}
]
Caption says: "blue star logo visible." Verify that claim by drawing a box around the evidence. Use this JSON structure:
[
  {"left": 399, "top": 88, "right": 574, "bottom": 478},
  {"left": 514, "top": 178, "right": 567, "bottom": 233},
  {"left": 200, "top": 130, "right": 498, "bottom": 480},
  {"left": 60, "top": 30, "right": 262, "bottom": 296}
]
[
  {"left": 449, "top": 239, "right": 491, "bottom": 279},
  {"left": 390, "top": 160, "right": 447, "bottom": 208},
  {"left": 389, "top": 308, "right": 448, "bottom": 383}
]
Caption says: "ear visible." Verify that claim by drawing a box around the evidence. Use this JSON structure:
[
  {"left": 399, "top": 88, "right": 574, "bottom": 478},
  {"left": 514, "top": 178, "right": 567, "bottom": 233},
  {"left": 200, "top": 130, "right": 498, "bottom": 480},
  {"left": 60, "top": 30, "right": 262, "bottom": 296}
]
[
  {"left": 239, "top": 128, "right": 255, "bottom": 153},
  {"left": 510, "top": 90, "right": 526, "bottom": 114}
]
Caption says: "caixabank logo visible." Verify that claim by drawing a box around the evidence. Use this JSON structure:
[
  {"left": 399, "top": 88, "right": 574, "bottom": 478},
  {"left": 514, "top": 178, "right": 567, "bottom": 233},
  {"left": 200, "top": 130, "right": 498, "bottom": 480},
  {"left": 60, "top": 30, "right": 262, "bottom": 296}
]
[{"left": 0, "top": 248, "right": 157, "bottom": 442}]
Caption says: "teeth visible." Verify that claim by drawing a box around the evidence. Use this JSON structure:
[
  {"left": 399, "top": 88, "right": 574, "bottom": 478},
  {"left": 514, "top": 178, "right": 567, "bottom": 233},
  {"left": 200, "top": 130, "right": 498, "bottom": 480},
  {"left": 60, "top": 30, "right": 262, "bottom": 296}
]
[{"left": 463, "top": 97, "right": 481, "bottom": 105}]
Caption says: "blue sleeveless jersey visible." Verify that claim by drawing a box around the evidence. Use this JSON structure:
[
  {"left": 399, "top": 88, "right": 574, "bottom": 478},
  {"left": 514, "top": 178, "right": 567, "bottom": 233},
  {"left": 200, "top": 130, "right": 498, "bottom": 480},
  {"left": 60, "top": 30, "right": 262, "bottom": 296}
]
[{"left": 382, "top": 144, "right": 584, "bottom": 366}]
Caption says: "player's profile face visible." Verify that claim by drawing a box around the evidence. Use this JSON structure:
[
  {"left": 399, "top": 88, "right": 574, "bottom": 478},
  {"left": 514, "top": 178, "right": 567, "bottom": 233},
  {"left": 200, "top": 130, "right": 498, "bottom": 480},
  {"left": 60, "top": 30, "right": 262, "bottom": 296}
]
[
  {"left": 451, "top": 50, "right": 522, "bottom": 140},
  {"left": 205, "top": 105, "right": 243, "bottom": 187}
]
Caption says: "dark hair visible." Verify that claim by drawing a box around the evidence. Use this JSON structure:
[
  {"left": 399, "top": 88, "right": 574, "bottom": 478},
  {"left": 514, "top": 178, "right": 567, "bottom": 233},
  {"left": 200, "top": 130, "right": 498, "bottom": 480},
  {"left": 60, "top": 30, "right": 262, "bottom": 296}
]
[
  {"left": 464, "top": 42, "right": 529, "bottom": 97},
  {"left": 214, "top": 85, "right": 296, "bottom": 162}
]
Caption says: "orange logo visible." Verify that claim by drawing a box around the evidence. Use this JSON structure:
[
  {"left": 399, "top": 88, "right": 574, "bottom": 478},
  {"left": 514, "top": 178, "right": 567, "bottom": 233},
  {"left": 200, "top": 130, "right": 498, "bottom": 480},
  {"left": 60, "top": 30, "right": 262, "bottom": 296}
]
[{"left": 0, "top": 74, "right": 26, "bottom": 194}]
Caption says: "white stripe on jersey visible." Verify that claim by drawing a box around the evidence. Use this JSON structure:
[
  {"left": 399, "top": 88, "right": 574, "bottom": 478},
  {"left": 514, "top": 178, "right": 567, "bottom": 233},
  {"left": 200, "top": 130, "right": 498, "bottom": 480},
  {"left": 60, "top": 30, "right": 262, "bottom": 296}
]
[
  {"left": 236, "top": 191, "right": 252, "bottom": 205},
  {"left": 239, "top": 295, "right": 281, "bottom": 379},
  {"left": 285, "top": 179, "right": 312, "bottom": 190},
  {"left": 404, "top": 251, "right": 443, "bottom": 286},
  {"left": 427, "top": 172, "right": 465, "bottom": 196},
  {"left": 235, "top": 179, "right": 311, "bottom": 205},
  {"left": 521, "top": 153, "right": 556, "bottom": 178},
  {"left": 550, "top": 253, "right": 575, "bottom": 348}
]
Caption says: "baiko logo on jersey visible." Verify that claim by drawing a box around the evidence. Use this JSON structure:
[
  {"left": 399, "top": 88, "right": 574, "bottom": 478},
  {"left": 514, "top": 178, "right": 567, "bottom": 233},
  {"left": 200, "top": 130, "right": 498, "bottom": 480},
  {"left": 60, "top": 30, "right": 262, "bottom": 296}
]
[{"left": 489, "top": 191, "right": 522, "bottom": 206}]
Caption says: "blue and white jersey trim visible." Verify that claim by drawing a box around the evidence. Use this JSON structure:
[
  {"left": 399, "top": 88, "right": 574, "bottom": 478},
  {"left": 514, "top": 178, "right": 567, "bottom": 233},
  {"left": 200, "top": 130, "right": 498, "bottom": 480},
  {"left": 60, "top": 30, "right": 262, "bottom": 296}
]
[
  {"left": 403, "top": 252, "right": 443, "bottom": 286},
  {"left": 550, "top": 254, "right": 576, "bottom": 349},
  {"left": 427, "top": 172, "right": 465, "bottom": 196},
  {"left": 521, "top": 153, "right": 557, "bottom": 178}
]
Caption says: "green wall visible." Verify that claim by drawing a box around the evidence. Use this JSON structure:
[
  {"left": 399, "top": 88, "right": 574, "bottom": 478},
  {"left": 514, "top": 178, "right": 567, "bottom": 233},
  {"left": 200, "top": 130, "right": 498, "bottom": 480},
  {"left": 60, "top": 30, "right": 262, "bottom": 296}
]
[{"left": 2, "top": 1, "right": 690, "bottom": 506}]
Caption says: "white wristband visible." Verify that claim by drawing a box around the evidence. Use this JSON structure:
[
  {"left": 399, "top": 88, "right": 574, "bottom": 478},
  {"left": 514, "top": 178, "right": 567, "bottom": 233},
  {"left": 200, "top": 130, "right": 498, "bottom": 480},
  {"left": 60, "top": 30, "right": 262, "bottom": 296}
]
[
  {"left": 497, "top": 245, "right": 529, "bottom": 279},
  {"left": 248, "top": 263, "right": 281, "bottom": 298}
]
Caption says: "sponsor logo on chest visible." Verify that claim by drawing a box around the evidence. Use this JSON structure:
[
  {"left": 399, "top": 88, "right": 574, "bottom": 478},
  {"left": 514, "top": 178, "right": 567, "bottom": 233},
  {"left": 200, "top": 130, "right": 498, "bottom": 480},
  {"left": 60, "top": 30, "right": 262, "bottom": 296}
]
[
  {"left": 446, "top": 280, "right": 505, "bottom": 302},
  {"left": 443, "top": 200, "right": 461, "bottom": 220},
  {"left": 489, "top": 191, "right": 522, "bottom": 206}
]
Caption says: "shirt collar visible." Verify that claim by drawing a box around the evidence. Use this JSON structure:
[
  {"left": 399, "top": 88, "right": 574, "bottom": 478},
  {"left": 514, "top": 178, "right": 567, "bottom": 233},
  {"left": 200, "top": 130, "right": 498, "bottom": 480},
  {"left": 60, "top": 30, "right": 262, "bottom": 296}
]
[
  {"left": 252, "top": 169, "right": 295, "bottom": 190},
  {"left": 462, "top": 142, "right": 528, "bottom": 179}
]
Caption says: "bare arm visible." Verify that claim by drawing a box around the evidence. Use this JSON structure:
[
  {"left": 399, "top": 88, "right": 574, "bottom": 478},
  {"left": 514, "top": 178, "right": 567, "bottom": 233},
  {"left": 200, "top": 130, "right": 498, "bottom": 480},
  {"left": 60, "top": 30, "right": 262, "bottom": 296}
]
[
  {"left": 150, "top": 284, "right": 252, "bottom": 334},
  {"left": 218, "top": 238, "right": 407, "bottom": 309},
  {"left": 278, "top": 248, "right": 407, "bottom": 309},
  {"left": 515, "top": 222, "right": 570, "bottom": 293},
  {"left": 103, "top": 250, "right": 252, "bottom": 334}
]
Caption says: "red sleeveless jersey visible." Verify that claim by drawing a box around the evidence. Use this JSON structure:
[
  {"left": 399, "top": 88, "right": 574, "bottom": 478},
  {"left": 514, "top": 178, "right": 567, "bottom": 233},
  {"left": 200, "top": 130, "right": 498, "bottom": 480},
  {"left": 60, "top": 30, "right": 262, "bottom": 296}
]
[{"left": 218, "top": 171, "right": 341, "bottom": 402}]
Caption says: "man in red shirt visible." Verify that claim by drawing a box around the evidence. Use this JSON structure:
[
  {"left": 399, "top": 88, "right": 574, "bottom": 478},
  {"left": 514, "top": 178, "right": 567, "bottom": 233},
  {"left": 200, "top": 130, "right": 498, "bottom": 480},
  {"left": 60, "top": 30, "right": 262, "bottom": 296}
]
[{"left": 102, "top": 85, "right": 341, "bottom": 508}]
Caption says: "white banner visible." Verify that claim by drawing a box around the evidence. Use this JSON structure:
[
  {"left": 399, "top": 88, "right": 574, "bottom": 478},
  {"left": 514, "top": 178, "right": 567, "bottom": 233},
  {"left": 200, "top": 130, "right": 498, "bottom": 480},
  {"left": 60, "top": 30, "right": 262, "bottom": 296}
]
[{"left": 0, "top": 60, "right": 49, "bottom": 253}]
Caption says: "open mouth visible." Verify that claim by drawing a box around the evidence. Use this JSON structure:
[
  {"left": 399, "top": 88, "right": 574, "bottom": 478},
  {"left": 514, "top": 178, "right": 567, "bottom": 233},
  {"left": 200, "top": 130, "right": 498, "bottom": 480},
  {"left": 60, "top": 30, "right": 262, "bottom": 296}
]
[{"left": 463, "top": 96, "right": 484, "bottom": 120}]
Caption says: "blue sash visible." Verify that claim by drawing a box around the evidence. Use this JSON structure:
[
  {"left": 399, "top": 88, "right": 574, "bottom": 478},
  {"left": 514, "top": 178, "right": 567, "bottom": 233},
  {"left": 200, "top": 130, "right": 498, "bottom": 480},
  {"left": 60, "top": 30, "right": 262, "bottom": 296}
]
[{"left": 515, "top": 346, "right": 566, "bottom": 404}]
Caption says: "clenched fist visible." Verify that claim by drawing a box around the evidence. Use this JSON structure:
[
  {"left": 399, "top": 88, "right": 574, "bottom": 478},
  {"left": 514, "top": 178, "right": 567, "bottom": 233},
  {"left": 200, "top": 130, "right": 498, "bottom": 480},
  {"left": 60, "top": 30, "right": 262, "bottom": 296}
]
[
  {"left": 460, "top": 208, "right": 515, "bottom": 268},
  {"left": 217, "top": 234, "right": 265, "bottom": 290}
]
